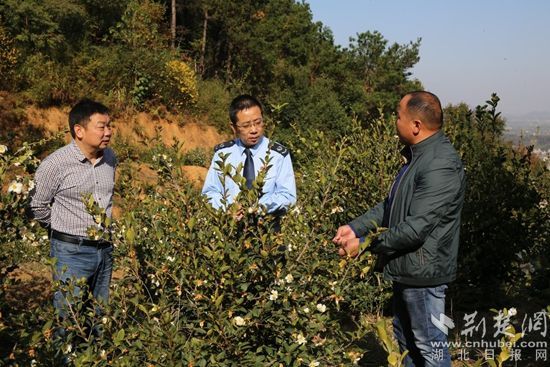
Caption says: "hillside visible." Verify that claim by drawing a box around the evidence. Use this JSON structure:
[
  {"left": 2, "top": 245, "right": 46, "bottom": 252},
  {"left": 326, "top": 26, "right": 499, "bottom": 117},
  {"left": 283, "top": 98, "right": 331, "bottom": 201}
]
[
  {"left": 24, "top": 106, "right": 228, "bottom": 154},
  {"left": 0, "top": 93, "right": 230, "bottom": 189}
]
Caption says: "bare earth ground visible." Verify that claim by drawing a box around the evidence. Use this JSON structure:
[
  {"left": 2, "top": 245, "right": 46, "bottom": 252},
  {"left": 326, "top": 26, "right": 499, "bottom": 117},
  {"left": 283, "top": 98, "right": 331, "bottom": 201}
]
[{"left": 25, "top": 106, "right": 229, "bottom": 154}]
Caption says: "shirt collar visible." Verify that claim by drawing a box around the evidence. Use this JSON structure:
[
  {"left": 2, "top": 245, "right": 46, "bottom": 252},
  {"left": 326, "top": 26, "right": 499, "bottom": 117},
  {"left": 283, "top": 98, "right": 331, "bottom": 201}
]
[
  {"left": 70, "top": 140, "right": 88, "bottom": 163},
  {"left": 236, "top": 136, "right": 265, "bottom": 156},
  {"left": 400, "top": 130, "right": 444, "bottom": 162},
  {"left": 70, "top": 140, "right": 104, "bottom": 164}
]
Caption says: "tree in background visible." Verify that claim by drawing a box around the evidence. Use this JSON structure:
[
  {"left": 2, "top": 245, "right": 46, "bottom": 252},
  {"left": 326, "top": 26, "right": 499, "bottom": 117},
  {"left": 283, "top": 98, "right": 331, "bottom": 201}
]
[
  {"left": 1, "top": 0, "right": 424, "bottom": 130},
  {"left": 444, "top": 95, "right": 549, "bottom": 302},
  {"left": 0, "top": 21, "right": 18, "bottom": 90},
  {"left": 346, "top": 31, "right": 422, "bottom": 119}
]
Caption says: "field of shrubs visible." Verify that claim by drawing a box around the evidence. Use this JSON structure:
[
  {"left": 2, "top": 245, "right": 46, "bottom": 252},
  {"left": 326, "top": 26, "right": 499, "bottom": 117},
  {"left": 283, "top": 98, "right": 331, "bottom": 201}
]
[{"left": 1, "top": 94, "right": 549, "bottom": 366}]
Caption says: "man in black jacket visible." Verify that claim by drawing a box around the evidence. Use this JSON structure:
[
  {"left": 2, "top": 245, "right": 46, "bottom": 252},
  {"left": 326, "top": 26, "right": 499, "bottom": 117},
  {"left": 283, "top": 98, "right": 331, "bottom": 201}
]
[{"left": 334, "top": 91, "right": 466, "bottom": 367}]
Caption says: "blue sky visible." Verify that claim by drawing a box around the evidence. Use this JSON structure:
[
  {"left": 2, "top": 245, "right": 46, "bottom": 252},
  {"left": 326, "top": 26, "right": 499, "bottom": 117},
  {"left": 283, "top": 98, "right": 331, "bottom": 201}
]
[{"left": 306, "top": 0, "right": 550, "bottom": 118}]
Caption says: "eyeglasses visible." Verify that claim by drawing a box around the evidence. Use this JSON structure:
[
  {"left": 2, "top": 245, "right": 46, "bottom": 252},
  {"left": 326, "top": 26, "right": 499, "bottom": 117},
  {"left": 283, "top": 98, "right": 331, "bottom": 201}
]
[{"left": 235, "top": 117, "right": 264, "bottom": 130}]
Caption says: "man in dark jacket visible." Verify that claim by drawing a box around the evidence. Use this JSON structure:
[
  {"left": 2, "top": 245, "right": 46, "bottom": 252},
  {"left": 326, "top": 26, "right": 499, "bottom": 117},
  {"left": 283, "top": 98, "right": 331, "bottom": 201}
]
[{"left": 333, "top": 91, "right": 466, "bottom": 367}]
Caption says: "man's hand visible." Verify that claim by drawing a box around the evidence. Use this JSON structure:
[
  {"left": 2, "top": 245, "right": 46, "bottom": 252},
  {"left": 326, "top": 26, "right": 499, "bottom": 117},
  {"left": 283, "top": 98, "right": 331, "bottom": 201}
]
[
  {"left": 332, "top": 225, "right": 356, "bottom": 245},
  {"left": 338, "top": 238, "right": 360, "bottom": 257}
]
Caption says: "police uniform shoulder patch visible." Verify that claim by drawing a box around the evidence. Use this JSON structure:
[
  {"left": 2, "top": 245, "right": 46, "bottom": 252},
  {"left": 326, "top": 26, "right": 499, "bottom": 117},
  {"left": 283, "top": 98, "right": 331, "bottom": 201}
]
[
  {"left": 270, "top": 142, "right": 289, "bottom": 157},
  {"left": 214, "top": 140, "right": 236, "bottom": 152}
]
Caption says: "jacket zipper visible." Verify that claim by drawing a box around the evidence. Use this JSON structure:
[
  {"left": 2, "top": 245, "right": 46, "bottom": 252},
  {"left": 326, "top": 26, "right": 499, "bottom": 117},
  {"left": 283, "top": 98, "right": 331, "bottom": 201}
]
[
  {"left": 418, "top": 247, "right": 425, "bottom": 265},
  {"left": 388, "top": 146, "right": 413, "bottom": 228}
]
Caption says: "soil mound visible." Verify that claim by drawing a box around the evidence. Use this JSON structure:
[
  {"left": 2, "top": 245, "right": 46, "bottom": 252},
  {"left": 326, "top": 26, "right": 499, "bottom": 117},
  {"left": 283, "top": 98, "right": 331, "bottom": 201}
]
[{"left": 24, "top": 107, "right": 229, "bottom": 152}]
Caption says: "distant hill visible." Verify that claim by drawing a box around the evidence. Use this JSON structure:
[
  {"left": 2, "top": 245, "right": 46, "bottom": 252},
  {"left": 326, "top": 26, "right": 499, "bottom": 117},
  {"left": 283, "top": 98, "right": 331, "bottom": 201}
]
[
  {"left": 503, "top": 112, "right": 550, "bottom": 152},
  {"left": 504, "top": 111, "right": 550, "bottom": 128}
]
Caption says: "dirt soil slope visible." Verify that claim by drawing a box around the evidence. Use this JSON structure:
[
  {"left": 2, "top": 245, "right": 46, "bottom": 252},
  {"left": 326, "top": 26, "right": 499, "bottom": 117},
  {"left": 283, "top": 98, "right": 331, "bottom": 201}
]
[{"left": 25, "top": 107, "right": 229, "bottom": 152}]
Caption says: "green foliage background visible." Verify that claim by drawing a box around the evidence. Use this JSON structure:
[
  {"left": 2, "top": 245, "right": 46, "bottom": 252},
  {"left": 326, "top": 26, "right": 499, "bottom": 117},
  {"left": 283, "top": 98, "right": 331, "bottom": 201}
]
[{"left": 0, "top": 0, "right": 549, "bottom": 365}]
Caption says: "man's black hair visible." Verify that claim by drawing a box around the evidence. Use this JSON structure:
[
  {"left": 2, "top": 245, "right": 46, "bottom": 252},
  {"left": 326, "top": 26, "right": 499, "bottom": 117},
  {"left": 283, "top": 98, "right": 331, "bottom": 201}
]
[
  {"left": 229, "top": 94, "right": 263, "bottom": 124},
  {"left": 406, "top": 91, "right": 443, "bottom": 128},
  {"left": 69, "top": 99, "right": 110, "bottom": 138}
]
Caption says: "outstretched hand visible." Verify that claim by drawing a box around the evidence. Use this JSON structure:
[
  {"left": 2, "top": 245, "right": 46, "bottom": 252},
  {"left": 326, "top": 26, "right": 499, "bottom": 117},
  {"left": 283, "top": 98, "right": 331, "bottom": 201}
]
[
  {"left": 338, "top": 238, "right": 360, "bottom": 257},
  {"left": 333, "top": 225, "right": 360, "bottom": 257},
  {"left": 332, "top": 225, "right": 355, "bottom": 245}
]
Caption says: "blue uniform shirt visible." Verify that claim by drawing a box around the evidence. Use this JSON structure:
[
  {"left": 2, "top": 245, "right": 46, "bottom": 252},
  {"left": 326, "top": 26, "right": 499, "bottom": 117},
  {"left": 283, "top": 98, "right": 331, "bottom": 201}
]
[{"left": 202, "top": 136, "right": 297, "bottom": 213}]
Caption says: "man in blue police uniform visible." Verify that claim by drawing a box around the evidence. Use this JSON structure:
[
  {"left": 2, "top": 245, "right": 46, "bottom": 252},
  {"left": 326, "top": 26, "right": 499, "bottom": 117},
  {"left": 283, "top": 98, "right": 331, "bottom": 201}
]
[{"left": 202, "top": 94, "right": 296, "bottom": 219}]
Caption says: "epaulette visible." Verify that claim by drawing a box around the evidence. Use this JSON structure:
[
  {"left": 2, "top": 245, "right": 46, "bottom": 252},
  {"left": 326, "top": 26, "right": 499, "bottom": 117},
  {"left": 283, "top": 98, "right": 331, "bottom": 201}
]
[
  {"left": 270, "top": 142, "right": 289, "bottom": 157},
  {"left": 214, "top": 140, "right": 236, "bottom": 152}
]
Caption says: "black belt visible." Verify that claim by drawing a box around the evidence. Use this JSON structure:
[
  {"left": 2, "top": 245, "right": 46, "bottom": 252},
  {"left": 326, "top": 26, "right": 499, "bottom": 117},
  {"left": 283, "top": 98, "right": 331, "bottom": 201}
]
[{"left": 51, "top": 230, "right": 112, "bottom": 248}]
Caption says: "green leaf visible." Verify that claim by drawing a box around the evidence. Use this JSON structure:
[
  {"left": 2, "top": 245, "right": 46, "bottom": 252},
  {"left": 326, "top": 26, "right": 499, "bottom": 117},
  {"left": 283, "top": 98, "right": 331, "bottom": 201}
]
[
  {"left": 125, "top": 227, "right": 135, "bottom": 244},
  {"left": 387, "top": 352, "right": 398, "bottom": 366},
  {"left": 214, "top": 294, "right": 224, "bottom": 308},
  {"left": 42, "top": 319, "right": 53, "bottom": 333},
  {"left": 114, "top": 328, "right": 125, "bottom": 346},
  {"left": 188, "top": 217, "right": 196, "bottom": 230}
]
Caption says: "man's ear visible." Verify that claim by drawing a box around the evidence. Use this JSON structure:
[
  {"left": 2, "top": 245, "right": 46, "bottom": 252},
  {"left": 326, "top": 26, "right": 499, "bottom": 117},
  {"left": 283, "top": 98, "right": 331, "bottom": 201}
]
[
  {"left": 74, "top": 124, "right": 84, "bottom": 139},
  {"left": 230, "top": 122, "right": 237, "bottom": 136},
  {"left": 412, "top": 119, "right": 421, "bottom": 136}
]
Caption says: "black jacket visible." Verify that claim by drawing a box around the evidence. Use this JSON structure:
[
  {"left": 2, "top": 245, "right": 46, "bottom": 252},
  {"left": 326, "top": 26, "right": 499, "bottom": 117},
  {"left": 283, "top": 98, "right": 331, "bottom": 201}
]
[{"left": 349, "top": 130, "right": 466, "bottom": 286}]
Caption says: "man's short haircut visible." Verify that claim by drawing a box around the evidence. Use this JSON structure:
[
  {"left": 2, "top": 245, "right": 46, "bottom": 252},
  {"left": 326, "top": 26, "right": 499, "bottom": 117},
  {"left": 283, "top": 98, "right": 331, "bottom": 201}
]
[
  {"left": 69, "top": 99, "right": 110, "bottom": 138},
  {"left": 229, "top": 94, "right": 263, "bottom": 124},
  {"left": 405, "top": 91, "right": 443, "bottom": 129}
]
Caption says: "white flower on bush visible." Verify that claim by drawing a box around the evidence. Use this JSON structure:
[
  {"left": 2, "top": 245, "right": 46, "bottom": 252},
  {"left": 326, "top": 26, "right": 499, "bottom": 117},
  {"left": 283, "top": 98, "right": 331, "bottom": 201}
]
[
  {"left": 0, "top": 145, "right": 7, "bottom": 154},
  {"left": 291, "top": 206, "right": 301, "bottom": 215},
  {"left": 64, "top": 344, "right": 72, "bottom": 354},
  {"left": 309, "top": 361, "right": 320, "bottom": 367},
  {"left": 100, "top": 349, "right": 107, "bottom": 359},
  {"left": 233, "top": 316, "right": 246, "bottom": 326},
  {"left": 295, "top": 333, "right": 307, "bottom": 345},
  {"left": 285, "top": 274, "right": 294, "bottom": 283},
  {"left": 102, "top": 316, "right": 108, "bottom": 324},
  {"left": 539, "top": 199, "right": 548, "bottom": 209},
  {"left": 508, "top": 307, "right": 517, "bottom": 316},
  {"left": 8, "top": 181, "right": 23, "bottom": 194},
  {"left": 269, "top": 290, "right": 278, "bottom": 301},
  {"left": 316, "top": 303, "right": 327, "bottom": 313},
  {"left": 330, "top": 206, "right": 343, "bottom": 214},
  {"left": 28, "top": 180, "right": 35, "bottom": 191},
  {"left": 287, "top": 244, "right": 293, "bottom": 252},
  {"left": 166, "top": 255, "right": 175, "bottom": 262},
  {"left": 303, "top": 307, "right": 310, "bottom": 314}
]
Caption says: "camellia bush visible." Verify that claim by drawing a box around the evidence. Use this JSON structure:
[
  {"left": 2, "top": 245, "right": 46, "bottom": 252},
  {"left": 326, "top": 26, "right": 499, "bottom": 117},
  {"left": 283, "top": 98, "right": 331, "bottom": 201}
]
[
  {"left": 1, "top": 115, "right": 397, "bottom": 365},
  {"left": 6, "top": 159, "right": 378, "bottom": 365},
  {"left": 1, "top": 95, "right": 549, "bottom": 366}
]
